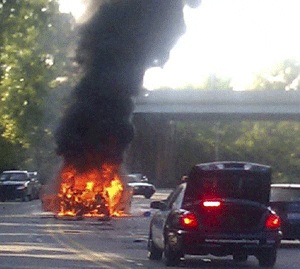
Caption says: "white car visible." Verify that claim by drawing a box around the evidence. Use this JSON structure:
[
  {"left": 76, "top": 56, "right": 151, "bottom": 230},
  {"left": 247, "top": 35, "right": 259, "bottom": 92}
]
[{"left": 128, "top": 181, "right": 156, "bottom": 199}]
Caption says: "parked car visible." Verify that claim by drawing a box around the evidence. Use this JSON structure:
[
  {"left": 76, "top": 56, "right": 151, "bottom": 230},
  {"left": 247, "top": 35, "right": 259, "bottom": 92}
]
[
  {"left": 128, "top": 181, "right": 156, "bottom": 199},
  {"left": 148, "top": 162, "right": 281, "bottom": 267},
  {"left": 270, "top": 184, "right": 300, "bottom": 240},
  {"left": 0, "top": 170, "right": 41, "bottom": 201}
]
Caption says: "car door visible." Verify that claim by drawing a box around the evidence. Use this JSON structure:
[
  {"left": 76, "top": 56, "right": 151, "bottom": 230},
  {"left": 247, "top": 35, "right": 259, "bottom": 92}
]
[
  {"left": 26, "top": 174, "right": 35, "bottom": 198},
  {"left": 151, "top": 183, "right": 186, "bottom": 249}
]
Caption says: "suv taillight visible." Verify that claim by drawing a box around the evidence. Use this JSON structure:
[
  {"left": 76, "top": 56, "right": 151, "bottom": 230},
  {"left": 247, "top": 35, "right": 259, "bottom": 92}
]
[
  {"left": 180, "top": 212, "right": 198, "bottom": 228},
  {"left": 202, "top": 200, "right": 222, "bottom": 208},
  {"left": 265, "top": 214, "right": 280, "bottom": 229}
]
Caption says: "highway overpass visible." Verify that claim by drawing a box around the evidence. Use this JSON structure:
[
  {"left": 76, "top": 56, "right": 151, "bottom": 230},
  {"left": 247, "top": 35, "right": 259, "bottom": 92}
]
[{"left": 133, "top": 90, "right": 300, "bottom": 120}]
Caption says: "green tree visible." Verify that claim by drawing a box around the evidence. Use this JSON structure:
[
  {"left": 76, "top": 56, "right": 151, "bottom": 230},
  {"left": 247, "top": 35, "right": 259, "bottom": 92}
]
[
  {"left": 235, "top": 121, "right": 300, "bottom": 182},
  {"left": 0, "top": 0, "right": 75, "bottom": 178},
  {"left": 201, "top": 73, "right": 233, "bottom": 91},
  {"left": 175, "top": 120, "right": 300, "bottom": 183},
  {"left": 127, "top": 116, "right": 300, "bottom": 186},
  {"left": 249, "top": 59, "right": 300, "bottom": 91}
]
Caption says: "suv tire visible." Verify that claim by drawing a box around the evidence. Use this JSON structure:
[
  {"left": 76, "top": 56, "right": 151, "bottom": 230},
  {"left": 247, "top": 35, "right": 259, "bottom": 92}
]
[
  {"left": 148, "top": 233, "right": 163, "bottom": 260},
  {"left": 164, "top": 239, "right": 182, "bottom": 267},
  {"left": 22, "top": 194, "right": 31, "bottom": 202},
  {"left": 258, "top": 248, "right": 277, "bottom": 267},
  {"left": 144, "top": 189, "right": 153, "bottom": 199},
  {"left": 144, "top": 193, "right": 152, "bottom": 199}
]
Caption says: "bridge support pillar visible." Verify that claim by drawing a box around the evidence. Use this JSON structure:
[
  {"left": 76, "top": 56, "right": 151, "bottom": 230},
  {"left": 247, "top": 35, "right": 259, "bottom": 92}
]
[{"left": 124, "top": 114, "right": 177, "bottom": 187}]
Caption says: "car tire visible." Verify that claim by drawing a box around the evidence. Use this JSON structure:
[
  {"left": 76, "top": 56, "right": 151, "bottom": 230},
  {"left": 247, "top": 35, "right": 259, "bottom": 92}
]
[
  {"left": 22, "top": 194, "right": 31, "bottom": 202},
  {"left": 144, "top": 193, "right": 153, "bottom": 199},
  {"left": 0, "top": 193, "right": 5, "bottom": 202},
  {"left": 164, "top": 239, "right": 182, "bottom": 267},
  {"left": 233, "top": 253, "right": 248, "bottom": 262},
  {"left": 148, "top": 233, "right": 163, "bottom": 260},
  {"left": 258, "top": 248, "right": 277, "bottom": 267}
]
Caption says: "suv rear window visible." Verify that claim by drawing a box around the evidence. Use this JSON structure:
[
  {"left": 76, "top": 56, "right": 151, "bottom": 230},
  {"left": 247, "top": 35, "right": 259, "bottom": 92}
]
[
  {"left": 270, "top": 187, "right": 300, "bottom": 202},
  {"left": 184, "top": 168, "right": 271, "bottom": 205}
]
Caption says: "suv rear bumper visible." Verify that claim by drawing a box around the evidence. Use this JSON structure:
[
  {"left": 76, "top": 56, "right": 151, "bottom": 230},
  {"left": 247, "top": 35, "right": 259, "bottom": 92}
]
[
  {"left": 167, "top": 229, "right": 281, "bottom": 256},
  {"left": 0, "top": 186, "right": 28, "bottom": 201}
]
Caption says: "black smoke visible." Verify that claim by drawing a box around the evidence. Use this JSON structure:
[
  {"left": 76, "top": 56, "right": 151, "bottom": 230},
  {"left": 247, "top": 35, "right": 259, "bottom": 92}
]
[{"left": 55, "top": 0, "right": 201, "bottom": 171}]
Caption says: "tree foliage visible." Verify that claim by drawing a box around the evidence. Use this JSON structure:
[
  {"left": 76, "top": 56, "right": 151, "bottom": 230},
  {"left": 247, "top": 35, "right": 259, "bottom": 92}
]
[
  {"left": 200, "top": 73, "right": 233, "bottom": 91},
  {"left": 0, "top": 0, "right": 75, "bottom": 177},
  {"left": 249, "top": 59, "right": 300, "bottom": 91},
  {"left": 129, "top": 118, "right": 300, "bottom": 186},
  {"left": 173, "top": 120, "right": 300, "bottom": 183}
]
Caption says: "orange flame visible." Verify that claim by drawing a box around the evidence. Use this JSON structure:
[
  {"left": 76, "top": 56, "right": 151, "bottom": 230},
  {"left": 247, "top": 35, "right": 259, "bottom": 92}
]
[{"left": 54, "top": 163, "right": 127, "bottom": 218}]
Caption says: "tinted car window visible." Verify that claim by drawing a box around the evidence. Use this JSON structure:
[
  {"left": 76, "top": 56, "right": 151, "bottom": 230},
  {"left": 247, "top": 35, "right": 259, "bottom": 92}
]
[
  {"left": 0, "top": 174, "right": 9, "bottom": 181},
  {"left": 171, "top": 184, "right": 186, "bottom": 210},
  {"left": 184, "top": 168, "right": 270, "bottom": 205},
  {"left": 270, "top": 187, "right": 300, "bottom": 202},
  {"left": 166, "top": 184, "right": 186, "bottom": 209},
  {"left": 1, "top": 173, "right": 28, "bottom": 181}
]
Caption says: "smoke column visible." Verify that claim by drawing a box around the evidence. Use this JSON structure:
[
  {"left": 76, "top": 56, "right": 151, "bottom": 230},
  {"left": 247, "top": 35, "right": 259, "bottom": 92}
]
[{"left": 55, "top": 0, "right": 201, "bottom": 171}]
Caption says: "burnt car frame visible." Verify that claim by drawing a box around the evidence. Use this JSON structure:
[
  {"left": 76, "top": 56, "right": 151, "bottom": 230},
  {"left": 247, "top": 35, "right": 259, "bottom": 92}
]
[
  {"left": 148, "top": 161, "right": 281, "bottom": 267},
  {"left": 270, "top": 183, "right": 300, "bottom": 240}
]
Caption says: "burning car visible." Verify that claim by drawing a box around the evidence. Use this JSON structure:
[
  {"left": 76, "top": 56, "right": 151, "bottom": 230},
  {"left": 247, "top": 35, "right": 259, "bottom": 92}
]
[
  {"left": 0, "top": 170, "right": 41, "bottom": 202},
  {"left": 41, "top": 163, "right": 133, "bottom": 219},
  {"left": 148, "top": 162, "right": 281, "bottom": 267},
  {"left": 43, "top": 0, "right": 202, "bottom": 220}
]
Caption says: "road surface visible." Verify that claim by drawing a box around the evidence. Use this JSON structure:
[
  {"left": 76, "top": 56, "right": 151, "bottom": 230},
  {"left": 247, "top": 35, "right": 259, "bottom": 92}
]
[{"left": 0, "top": 189, "right": 299, "bottom": 268}]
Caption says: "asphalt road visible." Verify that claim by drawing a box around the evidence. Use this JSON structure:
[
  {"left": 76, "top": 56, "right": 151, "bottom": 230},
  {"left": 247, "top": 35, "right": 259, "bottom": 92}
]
[{"left": 0, "top": 189, "right": 299, "bottom": 269}]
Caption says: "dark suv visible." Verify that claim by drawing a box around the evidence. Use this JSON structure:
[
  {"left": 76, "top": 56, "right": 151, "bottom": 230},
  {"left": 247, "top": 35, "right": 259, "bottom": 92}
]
[
  {"left": 148, "top": 162, "right": 281, "bottom": 267},
  {"left": 270, "top": 184, "right": 300, "bottom": 240},
  {"left": 0, "top": 170, "right": 41, "bottom": 201}
]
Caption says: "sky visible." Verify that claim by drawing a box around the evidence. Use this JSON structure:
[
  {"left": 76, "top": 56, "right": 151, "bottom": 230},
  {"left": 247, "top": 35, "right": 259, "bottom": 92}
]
[{"left": 59, "top": 0, "right": 300, "bottom": 91}]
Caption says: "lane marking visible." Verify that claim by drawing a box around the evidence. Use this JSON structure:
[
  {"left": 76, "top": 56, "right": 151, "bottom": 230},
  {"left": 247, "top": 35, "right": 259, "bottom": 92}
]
[{"left": 47, "top": 218, "right": 131, "bottom": 269}]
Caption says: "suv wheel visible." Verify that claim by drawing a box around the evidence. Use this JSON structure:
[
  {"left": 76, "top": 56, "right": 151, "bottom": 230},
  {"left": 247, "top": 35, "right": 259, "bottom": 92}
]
[
  {"left": 164, "top": 240, "right": 182, "bottom": 267},
  {"left": 0, "top": 194, "right": 5, "bottom": 202},
  {"left": 22, "top": 194, "right": 31, "bottom": 202},
  {"left": 144, "top": 193, "right": 152, "bottom": 199},
  {"left": 148, "top": 233, "right": 163, "bottom": 260},
  {"left": 144, "top": 189, "right": 153, "bottom": 199},
  {"left": 258, "top": 248, "right": 277, "bottom": 267},
  {"left": 233, "top": 253, "right": 248, "bottom": 262}
]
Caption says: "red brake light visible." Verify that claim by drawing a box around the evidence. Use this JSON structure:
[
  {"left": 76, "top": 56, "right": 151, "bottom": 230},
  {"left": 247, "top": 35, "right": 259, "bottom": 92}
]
[
  {"left": 180, "top": 212, "right": 198, "bottom": 228},
  {"left": 202, "top": 200, "right": 222, "bottom": 208},
  {"left": 265, "top": 214, "right": 280, "bottom": 229}
]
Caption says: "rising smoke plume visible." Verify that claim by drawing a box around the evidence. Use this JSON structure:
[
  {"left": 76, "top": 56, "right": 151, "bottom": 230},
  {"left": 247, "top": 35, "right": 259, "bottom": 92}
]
[{"left": 55, "top": 0, "right": 201, "bottom": 171}]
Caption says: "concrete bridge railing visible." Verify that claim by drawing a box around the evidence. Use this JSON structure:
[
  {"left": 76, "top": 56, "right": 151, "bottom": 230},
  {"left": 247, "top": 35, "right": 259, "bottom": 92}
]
[{"left": 133, "top": 90, "right": 300, "bottom": 120}]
